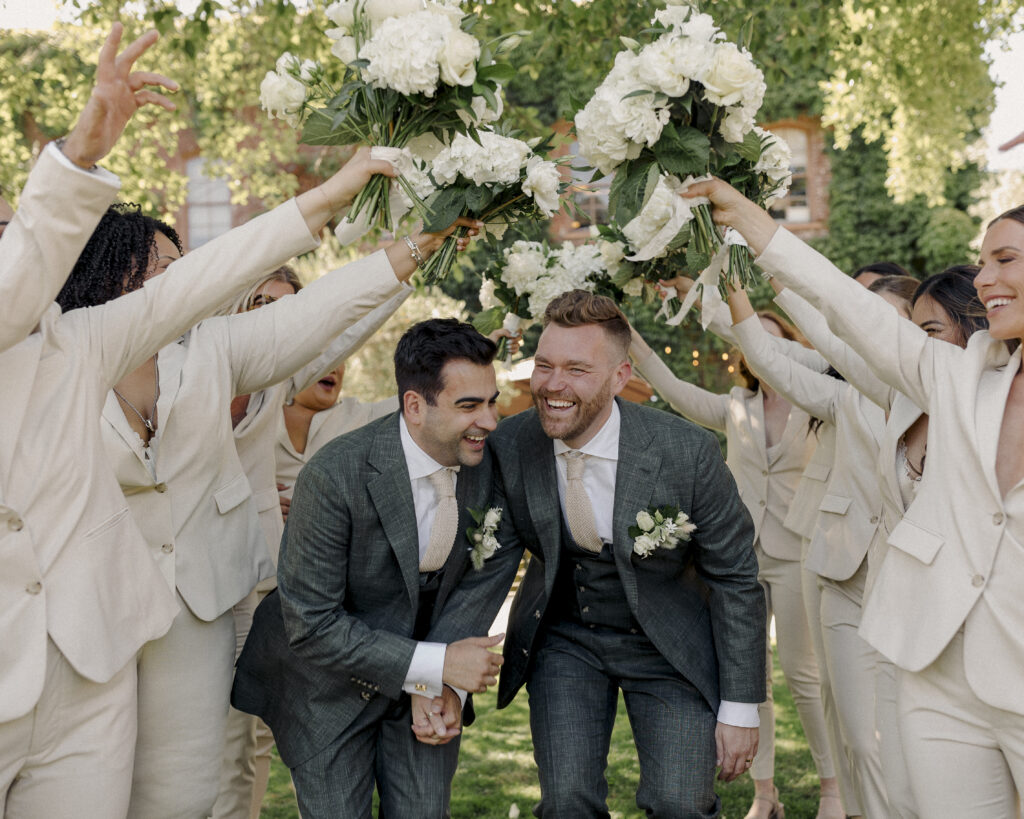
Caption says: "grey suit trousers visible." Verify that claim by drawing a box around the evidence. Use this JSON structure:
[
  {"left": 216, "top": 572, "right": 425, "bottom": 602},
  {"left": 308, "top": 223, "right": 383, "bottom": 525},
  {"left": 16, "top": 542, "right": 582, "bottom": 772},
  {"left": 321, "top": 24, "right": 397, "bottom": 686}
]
[{"left": 289, "top": 694, "right": 460, "bottom": 819}]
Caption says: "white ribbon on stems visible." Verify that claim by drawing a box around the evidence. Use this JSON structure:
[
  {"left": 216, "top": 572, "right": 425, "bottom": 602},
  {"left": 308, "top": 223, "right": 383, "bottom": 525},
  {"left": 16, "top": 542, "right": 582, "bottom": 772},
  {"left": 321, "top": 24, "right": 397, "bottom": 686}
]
[
  {"left": 334, "top": 146, "right": 420, "bottom": 245},
  {"left": 500, "top": 313, "right": 523, "bottom": 369},
  {"left": 656, "top": 228, "right": 750, "bottom": 329},
  {"left": 623, "top": 174, "right": 713, "bottom": 263}
]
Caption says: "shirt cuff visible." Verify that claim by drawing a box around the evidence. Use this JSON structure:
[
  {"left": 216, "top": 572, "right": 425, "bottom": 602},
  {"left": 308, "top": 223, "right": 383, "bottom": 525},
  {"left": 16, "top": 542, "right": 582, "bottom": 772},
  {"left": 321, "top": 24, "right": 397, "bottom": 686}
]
[
  {"left": 45, "top": 141, "right": 120, "bottom": 187},
  {"left": 402, "top": 641, "right": 446, "bottom": 699},
  {"left": 717, "top": 700, "right": 760, "bottom": 728},
  {"left": 447, "top": 684, "right": 468, "bottom": 708}
]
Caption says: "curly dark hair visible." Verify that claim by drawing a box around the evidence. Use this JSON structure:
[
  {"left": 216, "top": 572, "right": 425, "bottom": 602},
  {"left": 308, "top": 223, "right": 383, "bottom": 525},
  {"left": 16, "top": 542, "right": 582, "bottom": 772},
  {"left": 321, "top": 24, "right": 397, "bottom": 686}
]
[{"left": 56, "top": 203, "right": 181, "bottom": 312}]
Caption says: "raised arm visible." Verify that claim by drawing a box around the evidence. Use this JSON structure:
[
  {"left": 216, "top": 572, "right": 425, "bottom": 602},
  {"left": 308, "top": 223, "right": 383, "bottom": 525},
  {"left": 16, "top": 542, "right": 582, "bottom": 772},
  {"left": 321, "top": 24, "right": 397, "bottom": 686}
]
[
  {"left": 226, "top": 218, "right": 474, "bottom": 397},
  {"left": 773, "top": 288, "right": 896, "bottom": 410},
  {"left": 629, "top": 327, "right": 730, "bottom": 432},
  {"left": 0, "top": 24, "right": 176, "bottom": 352},
  {"left": 685, "top": 179, "right": 954, "bottom": 409},
  {"left": 728, "top": 305, "right": 844, "bottom": 426}
]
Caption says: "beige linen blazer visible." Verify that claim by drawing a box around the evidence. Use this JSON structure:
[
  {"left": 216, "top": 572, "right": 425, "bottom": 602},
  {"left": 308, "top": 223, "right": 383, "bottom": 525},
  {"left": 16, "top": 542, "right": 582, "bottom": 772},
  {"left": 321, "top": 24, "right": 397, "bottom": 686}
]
[
  {"left": 102, "top": 250, "right": 404, "bottom": 622},
  {"left": 759, "top": 228, "right": 1024, "bottom": 714},
  {"left": 234, "top": 286, "right": 408, "bottom": 571},
  {"left": 732, "top": 314, "right": 887, "bottom": 582},
  {"left": 633, "top": 348, "right": 813, "bottom": 560},
  {"left": 0, "top": 180, "right": 318, "bottom": 723},
  {"left": 0, "top": 146, "right": 119, "bottom": 352}
]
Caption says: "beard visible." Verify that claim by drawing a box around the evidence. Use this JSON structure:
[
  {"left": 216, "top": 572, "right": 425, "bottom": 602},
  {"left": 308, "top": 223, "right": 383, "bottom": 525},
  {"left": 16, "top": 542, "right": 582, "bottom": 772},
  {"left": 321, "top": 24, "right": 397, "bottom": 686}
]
[{"left": 533, "top": 376, "right": 616, "bottom": 443}]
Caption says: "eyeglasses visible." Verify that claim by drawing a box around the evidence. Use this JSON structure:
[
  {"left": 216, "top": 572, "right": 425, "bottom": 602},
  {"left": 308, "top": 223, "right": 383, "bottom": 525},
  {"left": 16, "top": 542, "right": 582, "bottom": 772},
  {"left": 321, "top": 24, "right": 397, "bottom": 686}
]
[{"left": 248, "top": 293, "right": 279, "bottom": 310}]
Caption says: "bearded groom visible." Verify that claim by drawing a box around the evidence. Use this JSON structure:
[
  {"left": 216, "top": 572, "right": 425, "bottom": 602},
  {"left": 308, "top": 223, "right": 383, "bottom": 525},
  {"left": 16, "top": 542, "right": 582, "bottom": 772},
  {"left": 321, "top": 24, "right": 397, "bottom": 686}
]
[{"left": 489, "top": 291, "right": 766, "bottom": 818}]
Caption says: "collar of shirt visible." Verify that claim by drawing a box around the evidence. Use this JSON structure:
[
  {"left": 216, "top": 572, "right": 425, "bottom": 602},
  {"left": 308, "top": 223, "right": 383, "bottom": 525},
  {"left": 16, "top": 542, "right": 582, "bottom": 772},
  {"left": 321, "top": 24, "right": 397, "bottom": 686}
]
[
  {"left": 399, "top": 414, "right": 460, "bottom": 481},
  {"left": 552, "top": 400, "right": 621, "bottom": 462}
]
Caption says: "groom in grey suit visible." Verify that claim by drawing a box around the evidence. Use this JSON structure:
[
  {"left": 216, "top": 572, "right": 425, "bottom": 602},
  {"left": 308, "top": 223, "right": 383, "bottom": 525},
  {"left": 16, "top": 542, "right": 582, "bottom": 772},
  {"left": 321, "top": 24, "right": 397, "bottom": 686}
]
[
  {"left": 488, "top": 291, "right": 765, "bottom": 818},
  {"left": 232, "top": 319, "right": 522, "bottom": 818}
]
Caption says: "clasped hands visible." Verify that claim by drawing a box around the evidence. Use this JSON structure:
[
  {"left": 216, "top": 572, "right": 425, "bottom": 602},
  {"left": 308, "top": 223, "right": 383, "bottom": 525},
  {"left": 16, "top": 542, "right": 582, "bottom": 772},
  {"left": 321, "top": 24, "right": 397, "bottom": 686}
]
[{"left": 411, "top": 633, "right": 504, "bottom": 746}]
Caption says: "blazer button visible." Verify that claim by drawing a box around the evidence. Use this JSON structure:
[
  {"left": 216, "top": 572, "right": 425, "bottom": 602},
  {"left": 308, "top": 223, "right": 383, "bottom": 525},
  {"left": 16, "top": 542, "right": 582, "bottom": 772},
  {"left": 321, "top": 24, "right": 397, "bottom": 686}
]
[
  {"left": 155, "top": 482, "right": 168, "bottom": 493},
  {"left": 25, "top": 581, "right": 42, "bottom": 595},
  {"left": 870, "top": 515, "right": 879, "bottom": 524},
  {"left": 993, "top": 512, "right": 1004, "bottom": 525},
  {"left": 360, "top": 691, "right": 372, "bottom": 701},
  {"left": 972, "top": 574, "right": 985, "bottom": 587},
  {"left": 581, "top": 606, "right": 590, "bottom": 613},
  {"left": 8, "top": 517, "right": 24, "bottom": 532},
  {"left": 161, "top": 543, "right": 174, "bottom": 553},
  {"left": 521, "top": 648, "right": 529, "bottom": 657},
  {"left": 758, "top": 500, "right": 766, "bottom": 507},
  {"left": 533, "top": 609, "right": 542, "bottom": 619},
  {"left": 761, "top": 470, "right": 768, "bottom": 476}
]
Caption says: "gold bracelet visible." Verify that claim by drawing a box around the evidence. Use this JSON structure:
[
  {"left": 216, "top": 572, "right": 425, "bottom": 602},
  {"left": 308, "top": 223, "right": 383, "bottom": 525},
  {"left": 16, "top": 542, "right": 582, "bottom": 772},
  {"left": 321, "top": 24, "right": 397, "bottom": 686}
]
[{"left": 403, "top": 235, "right": 426, "bottom": 269}]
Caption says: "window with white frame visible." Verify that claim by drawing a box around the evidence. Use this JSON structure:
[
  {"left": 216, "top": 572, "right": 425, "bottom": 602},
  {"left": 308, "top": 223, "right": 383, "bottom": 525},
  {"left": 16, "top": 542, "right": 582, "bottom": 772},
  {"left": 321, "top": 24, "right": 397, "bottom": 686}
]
[
  {"left": 567, "top": 140, "right": 611, "bottom": 229},
  {"left": 186, "top": 158, "right": 232, "bottom": 249},
  {"left": 766, "top": 126, "right": 811, "bottom": 224}
]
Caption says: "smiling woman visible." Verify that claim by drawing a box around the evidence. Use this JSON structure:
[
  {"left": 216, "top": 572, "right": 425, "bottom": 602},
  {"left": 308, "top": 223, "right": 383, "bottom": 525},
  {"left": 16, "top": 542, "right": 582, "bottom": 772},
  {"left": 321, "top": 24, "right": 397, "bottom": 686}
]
[{"left": 687, "top": 176, "right": 1024, "bottom": 818}]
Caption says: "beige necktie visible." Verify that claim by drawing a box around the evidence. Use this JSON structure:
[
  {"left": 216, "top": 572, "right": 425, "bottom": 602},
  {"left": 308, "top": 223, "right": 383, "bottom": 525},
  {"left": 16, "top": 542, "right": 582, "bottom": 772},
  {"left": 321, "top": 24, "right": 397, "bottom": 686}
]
[
  {"left": 420, "top": 467, "right": 458, "bottom": 572},
  {"left": 562, "top": 450, "right": 604, "bottom": 553}
]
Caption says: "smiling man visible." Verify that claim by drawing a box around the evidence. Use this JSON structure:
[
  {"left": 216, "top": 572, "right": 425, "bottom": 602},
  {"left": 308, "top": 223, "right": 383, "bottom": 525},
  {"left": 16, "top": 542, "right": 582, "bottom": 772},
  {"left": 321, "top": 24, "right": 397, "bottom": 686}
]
[
  {"left": 232, "top": 318, "right": 521, "bottom": 818},
  {"left": 486, "top": 290, "right": 766, "bottom": 818}
]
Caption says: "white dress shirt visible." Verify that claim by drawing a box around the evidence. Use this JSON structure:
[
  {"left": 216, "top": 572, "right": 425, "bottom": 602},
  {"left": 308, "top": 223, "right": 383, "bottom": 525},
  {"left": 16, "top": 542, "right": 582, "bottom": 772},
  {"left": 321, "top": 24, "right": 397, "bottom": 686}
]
[
  {"left": 398, "top": 415, "right": 460, "bottom": 701},
  {"left": 551, "top": 402, "right": 758, "bottom": 728}
]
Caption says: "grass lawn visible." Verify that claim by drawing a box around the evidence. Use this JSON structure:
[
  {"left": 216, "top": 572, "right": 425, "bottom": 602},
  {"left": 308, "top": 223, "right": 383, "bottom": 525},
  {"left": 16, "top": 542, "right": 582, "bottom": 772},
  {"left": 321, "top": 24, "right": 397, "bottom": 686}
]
[{"left": 260, "top": 646, "right": 824, "bottom": 818}]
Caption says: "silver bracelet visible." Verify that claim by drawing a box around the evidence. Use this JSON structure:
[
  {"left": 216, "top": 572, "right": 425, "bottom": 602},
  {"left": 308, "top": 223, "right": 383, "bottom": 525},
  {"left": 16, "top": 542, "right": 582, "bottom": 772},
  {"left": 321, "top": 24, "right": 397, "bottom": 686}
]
[{"left": 403, "top": 235, "right": 426, "bottom": 269}]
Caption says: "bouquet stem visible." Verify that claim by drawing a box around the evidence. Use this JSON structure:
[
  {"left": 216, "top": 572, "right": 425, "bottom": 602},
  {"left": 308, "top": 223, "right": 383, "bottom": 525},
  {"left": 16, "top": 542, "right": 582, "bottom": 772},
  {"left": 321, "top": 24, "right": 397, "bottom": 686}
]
[
  {"left": 348, "top": 175, "right": 393, "bottom": 233},
  {"left": 421, "top": 225, "right": 466, "bottom": 284}
]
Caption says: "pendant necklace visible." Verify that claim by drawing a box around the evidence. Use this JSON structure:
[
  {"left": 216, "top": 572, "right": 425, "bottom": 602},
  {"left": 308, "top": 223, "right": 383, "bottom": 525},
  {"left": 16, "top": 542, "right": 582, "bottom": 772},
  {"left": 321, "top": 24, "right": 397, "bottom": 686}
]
[{"left": 113, "top": 357, "right": 160, "bottom": 448}]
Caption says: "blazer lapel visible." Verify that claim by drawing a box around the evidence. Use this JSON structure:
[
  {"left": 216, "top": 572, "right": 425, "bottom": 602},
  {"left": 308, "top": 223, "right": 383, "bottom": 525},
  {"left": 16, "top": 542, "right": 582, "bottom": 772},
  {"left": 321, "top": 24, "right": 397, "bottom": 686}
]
[
  {"left": 0, "top": 336, "right": 42, "bottom": 486},
  {"left": 885, "top": 393, "right": 923, "bottom": 513},
  {"left": 366, "top": 416, "right": 421, "bottom": 609},
  {"left": 519, "top": 415, "right": 563, "bottom": 589},
  {"left": 612, "top": 400, "right": 660, "bottom": 608},
  {"left": 976, "top": 343, "right": 1021, "bottom": 501},
  {"left": 153, "top": 339, "right": 186, "bottom": 437}
]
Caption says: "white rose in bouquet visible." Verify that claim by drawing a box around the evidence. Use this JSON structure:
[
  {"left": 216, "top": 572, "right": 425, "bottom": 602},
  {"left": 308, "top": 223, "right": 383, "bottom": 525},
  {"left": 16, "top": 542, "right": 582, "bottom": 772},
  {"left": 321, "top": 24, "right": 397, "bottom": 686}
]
[
  {"left": 360, "top": 12, "right": 450, "bottom": 96},
  {"left": 702, "top": 42, "right": 763, "bottom": 107},
  {"left": 325, "top": 0, "right": 355, "bottom": 30},
  {"left": 479, "top": 279, "right": 501, "bottom": 310},
  {"left": 522, "top": 156, "right": 562, "bottom": 216},
  {"left": 438, "top": 27, "right": 481, "bottom": 87},
  {"left": 259, "top": 69, "right": 306, "bottom": 127},
  {"left": 653, "top": 5, "right": 691, "bottom": 29},
  {"left": 365, "top": 0, "right": 424, "bottom": 22},
  {"left": 598, "top": 239, "right": 627, "bottom": 276},
  {"left": 636, "top": 38, "right": 691, "bottom": 98},
  {"left": 328, "top": 31, "right": 358, "bottom": 64},
  {"left": 622, "top": 174, "right": 694, "bottom": 255}
]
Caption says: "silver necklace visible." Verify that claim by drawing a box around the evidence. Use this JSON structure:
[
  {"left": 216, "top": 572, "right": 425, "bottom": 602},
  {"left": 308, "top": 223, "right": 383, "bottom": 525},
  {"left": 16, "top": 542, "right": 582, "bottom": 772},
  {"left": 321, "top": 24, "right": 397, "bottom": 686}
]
[{"left": 113, "top": 357, "right": 160, "bottom": 448}]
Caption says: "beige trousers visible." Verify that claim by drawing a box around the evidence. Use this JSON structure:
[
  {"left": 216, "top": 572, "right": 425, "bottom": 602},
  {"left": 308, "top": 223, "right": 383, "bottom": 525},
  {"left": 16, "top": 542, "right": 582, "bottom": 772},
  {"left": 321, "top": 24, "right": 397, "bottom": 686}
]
[
  {"left": 751, "top": 544, "right": 835, "bottom": 783},
  {"left": 0, "top": 640, "right": 137, "bottom": 818},
  {"left": 802, "top": 539, "right": 862, "bottom": 815},
  {"left": 129, "top": 592, "right": 235, "bottom": 819},
  {"left": 819, "top": 562, "right": 889, "bottom": 818},
  {"left": 899, "top": 630, "right": 1024, "bottom": 818},
  {"left": 212, "top": 588, "right": 278, "bottom": 819},
  {"left": 876, "top": 658, "right": 918, "bottom": 818}
]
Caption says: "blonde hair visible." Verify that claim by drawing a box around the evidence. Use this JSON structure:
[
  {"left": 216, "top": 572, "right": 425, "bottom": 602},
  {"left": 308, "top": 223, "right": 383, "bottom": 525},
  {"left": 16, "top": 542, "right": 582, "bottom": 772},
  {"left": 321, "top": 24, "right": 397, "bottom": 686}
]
[{"left": 219, "top": 265, "right": 303, "bottom": 316}]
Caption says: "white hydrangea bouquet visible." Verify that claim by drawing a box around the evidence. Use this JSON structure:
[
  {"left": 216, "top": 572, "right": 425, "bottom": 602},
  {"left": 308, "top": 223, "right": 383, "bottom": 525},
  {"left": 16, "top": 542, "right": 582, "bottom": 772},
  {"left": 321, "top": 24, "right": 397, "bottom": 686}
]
[
  {"left": 259, "top": 0, "right": 517, "bottom": 233},
  {"left": 573, "top": 0, "right": 791, "bottom": 316},
  {"left": 419, "top": 130, "right": 566, "bottom": 282},
  {"left": 471, "top": 238, "right": 615, "bottom": 356}
]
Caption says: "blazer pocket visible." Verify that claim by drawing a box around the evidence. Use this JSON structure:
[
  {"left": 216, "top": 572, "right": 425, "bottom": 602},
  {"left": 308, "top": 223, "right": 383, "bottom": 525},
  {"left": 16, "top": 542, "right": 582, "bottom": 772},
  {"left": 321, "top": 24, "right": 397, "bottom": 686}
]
[
  {"left": 214, "top": 473, "right": 253, "bottom": 515},
  {"left": 803, "top": 462, "right": 831, "bottom": 482},
  {"left": 887, "top": 519, "right": 944, "bottom": 565},
  {"left": 253, "top": 486, "right": 281, "bottom": 513},
  {"left": 818, "top": 494, "right": 851, "bottom": 515},
  {"left": 84, "top": 507, "right": 131, "bottom": 540}
]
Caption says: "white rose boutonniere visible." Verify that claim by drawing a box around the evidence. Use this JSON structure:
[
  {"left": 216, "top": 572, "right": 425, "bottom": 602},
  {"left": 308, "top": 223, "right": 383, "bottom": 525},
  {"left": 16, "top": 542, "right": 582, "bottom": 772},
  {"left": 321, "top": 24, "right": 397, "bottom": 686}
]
[
  {"left": 467, "top": 507, "right": 503, "bottom": 570},
  {"left": 629, "top": 505, "right": 697, "bottom": 558}
]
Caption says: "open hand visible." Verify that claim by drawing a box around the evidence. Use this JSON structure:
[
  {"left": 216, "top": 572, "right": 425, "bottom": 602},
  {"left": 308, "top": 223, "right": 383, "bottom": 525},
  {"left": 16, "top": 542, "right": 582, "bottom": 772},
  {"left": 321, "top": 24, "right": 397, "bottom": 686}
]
[{"left": 61, "top": 23, "right": 178, "bottom": 169}]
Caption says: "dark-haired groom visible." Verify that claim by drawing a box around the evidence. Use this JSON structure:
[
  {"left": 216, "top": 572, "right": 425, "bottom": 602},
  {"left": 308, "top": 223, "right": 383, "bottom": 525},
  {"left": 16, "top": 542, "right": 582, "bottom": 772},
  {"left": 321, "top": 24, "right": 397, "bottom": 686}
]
[
  {"left": 487, "top": 291, "right": 766, "bottom": 818},
  {"left": 232, "top": 318, "right": 523, "bottom": 818}
]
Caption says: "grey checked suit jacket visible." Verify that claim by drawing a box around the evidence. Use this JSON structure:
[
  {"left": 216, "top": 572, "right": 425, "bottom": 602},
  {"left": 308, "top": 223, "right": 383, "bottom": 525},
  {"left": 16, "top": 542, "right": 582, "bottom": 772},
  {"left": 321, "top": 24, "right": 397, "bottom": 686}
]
[
  {"left": 231, "top": 412, "right": 521, "bottom": 767},
  {"left": 490, "top": 398, "right": 766, "bottom": 712}
]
